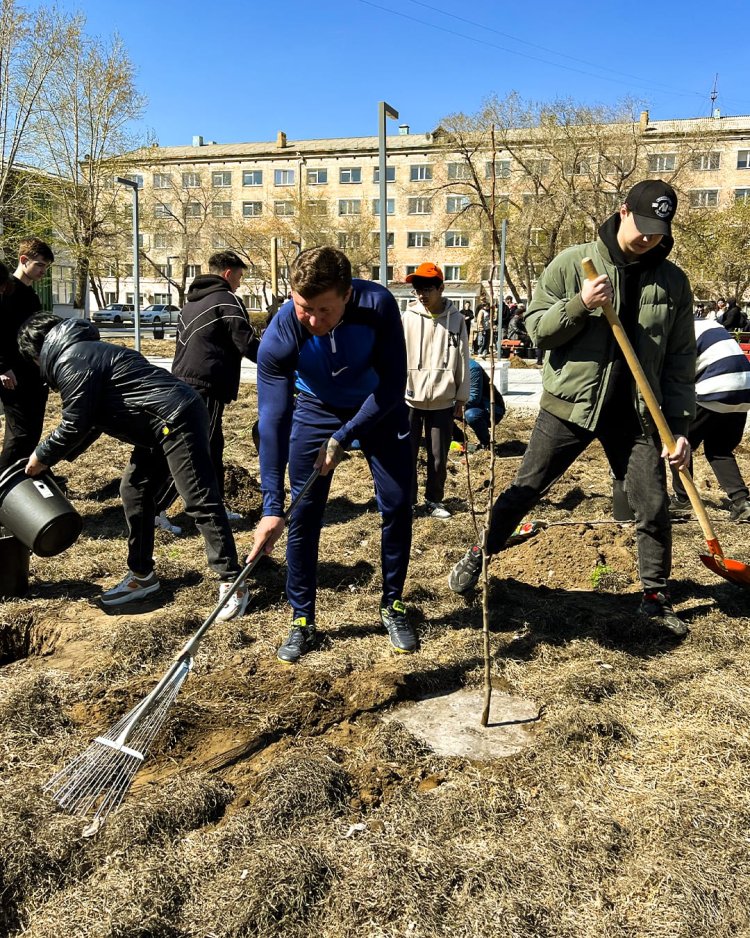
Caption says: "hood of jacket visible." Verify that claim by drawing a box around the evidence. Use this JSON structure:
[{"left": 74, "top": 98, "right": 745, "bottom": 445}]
[
  {"left": 40, "top": 318, "right": 100, "bottom": 381},
  {"left": 405, "top": 296, "right": 461, "bottom": 322},
  {"left": 186, "top": 274, "right": 234, "bottom": 303}
]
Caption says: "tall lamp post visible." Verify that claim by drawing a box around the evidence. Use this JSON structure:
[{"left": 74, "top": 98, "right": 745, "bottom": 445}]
[
  {"left": 116, "top": 176, "right": 141, "bottom": 352},
  {"left": 167, "top": 255, "right": 180, "bottom": 306},
  {"left": 378, "top": 101, "right": 399, "bottom": 287}
]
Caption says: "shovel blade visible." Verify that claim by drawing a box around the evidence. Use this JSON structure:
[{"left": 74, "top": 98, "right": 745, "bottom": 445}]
[{"left": 700, "top": 552, "right": 750, "bottom": 587}]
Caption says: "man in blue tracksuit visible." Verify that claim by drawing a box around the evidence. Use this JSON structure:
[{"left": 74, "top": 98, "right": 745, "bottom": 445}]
[{"left": 248, "top": 246, "right": 415, "bottom": 662}]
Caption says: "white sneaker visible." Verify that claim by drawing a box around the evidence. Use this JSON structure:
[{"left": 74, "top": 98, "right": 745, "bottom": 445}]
[
  {"left": 101, "top": 570, "right": 161, "bottom": 606},
  {"left": 155, "top": 511, "right": 182, "bottom": 535},
  {"left": 224, "top": 507, "right": 243, "bottom": 522},
  {"left": 425, "top": 500, "right": 451, "bottom": 520},
  {"left": 216, "top": 582, "right": 249, "bottom": 621}
]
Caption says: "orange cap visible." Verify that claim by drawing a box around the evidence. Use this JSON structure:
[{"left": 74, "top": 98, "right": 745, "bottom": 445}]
[{"left": 405, "top": 262, "right": 444, "bottom": 283}]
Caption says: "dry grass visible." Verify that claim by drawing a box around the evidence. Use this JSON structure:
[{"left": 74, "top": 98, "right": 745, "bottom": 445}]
[{"left": 2, "top": 387, "right": 750, "bottom": 936}]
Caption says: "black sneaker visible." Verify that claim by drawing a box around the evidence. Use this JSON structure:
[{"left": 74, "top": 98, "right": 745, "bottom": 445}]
[
  {"left": 380, "top": 600, "right": 417, "bottom": 653},
  {"left": 639, "top": 590, "right": 689, "bottom": 639},
  {"left": 448, "top": 545, "right": 483, "bottom": 594},
  {"left": 669, "top": 494, "right": 691, "bottom": 516},
  {"left": 730, "top": 498, "right": 750, "bottom": 522},
  {"left": 277, "top": 617, "right": 317, "bottom": 663}
]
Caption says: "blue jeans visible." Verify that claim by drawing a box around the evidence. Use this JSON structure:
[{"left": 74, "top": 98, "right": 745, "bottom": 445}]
[
  {"left": 485, "top": 407, "right": 671, "bottom": 590},
  {"left": 285, "top": 392, "right": 413, "bottom": 621}
]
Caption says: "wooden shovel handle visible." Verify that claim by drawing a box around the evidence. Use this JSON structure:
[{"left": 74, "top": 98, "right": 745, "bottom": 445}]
[{"left": 581, "top": 257, "right": 723, "bottom": 558}]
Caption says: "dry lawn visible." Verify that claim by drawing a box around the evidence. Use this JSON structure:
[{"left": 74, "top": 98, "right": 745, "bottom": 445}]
[{"left": 2, "top": 370, "right": 750, "bottom": 937}]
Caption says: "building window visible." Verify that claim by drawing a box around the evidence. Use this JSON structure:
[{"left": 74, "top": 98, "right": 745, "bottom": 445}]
[
  {"left": 648, "top": 153, "right": 676, "bottom": 172},
  {"left": 735, "top": 188, "right": 750, "bottom": 203},
  {"left": 405, "top": 265, "right": 418, "bottom": 277},
  {"left": 153, "top": 293, "right": 170, "bottom": 305},
  {"left": 567, "top": 158, "right": 592, "bottom": 176},
  {"left": 339, "top": 167, "right": 362, "bottom": 184},
  {"left": 409, "top": 164, "right": 433, "bottom": 182},
  {"left": 738, "top": 150, "right": 750, "bottom": 170},
  {"left": 247, "top": 294, "right": 262, "bottom": 310},
  {"left": 486, "top": 160, "right": 511, "bottom": 179},
  {"left": 153, "top": 173, "right": 171, "bottom": 189},
  {"left": 212, "top": 171, "right": 232, "bottom": 187},
  {"left": 689, "top": 189, "right": 719, "bottom": 208},
  {"left": 243, "top": 170, "right": 263, "bottom": 186},
  {"left": 185, "top": 201, "right": 202, "bottom": 217},
  {"left": 445, "top": 231, "right": 469, "bottom": 248},
  {"left": 212, "top": 235, "right": 230, "bottom": 249},
  {"left": 692, "top": 152, "right": 720, "bottom": 171},
  {"left": 154, "top": 202, "right": 173, "bottom": 219},
  {"left": 447, "top": 162, "right": 472, "bottom": 180},
  {"left": 274, "top": 200, "right": 295, "bottom": 216},
  {"left": 182, "top": 172, "right": 201, "bottom": 188},
  {"left": 446, "top": 195, "right": 470, "bottom": 214},
  {"left": 274, "top": 169, "right": 295, "bottom": 186},
  {"left": 338, "top": 232, "right": 362, "bottom": 249},
  {"left": 371, "top": 265, "right": 394, "bottom": 281},
  {"left": 338, "top": 199, "right": 361, "bottom": 215},
  {"left": 153, "top": 233, "right": 168, "bottom": 249},
  {"left": 408, "top": 197, "right": 432, "bottom": 214},
  {"left": 307, "top": 168, "right": 328, "bottom": 185},
  {"left": 306, "top": 200, "right": 327, "bottom": 215},
  {"left": 372, "top": 198, "right": 395, "bottom": 215},
  {"left": 122, "top": 173, "right": 143, "bottom": 189},
  {"left": 242, "top": 201, "right": 263, "bottom": 217},
  {"left": 186, "top": 265, "right": 201, "bottom": 278},
  {"left": 372, "top": 231, "right": 394, "bottom": 247},
  {"left": 373, "top": 166, "right": 396, "bottom": 183},
  {"left": 104, "top": 291, "right": 117, "bottom": 305},
  {"left": 527, "top": 159, "right": 550, "bottom": 177},
  {"left": 154, "top": 264, "right": 168, "bottom": 277},
  {"left": 212, "top": 201, "right": 232, "bottom": 217},
  {"left": 407, "top": 231, "right": 430, "bottom": 248},
  {"left": 444, "top": 265, "right": 464, "bottom": 281}
]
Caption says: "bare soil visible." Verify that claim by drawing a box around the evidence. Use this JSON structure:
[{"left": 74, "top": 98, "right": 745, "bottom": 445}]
[{"left": 2, "top": 381, "right": 750, "bottom": 938}]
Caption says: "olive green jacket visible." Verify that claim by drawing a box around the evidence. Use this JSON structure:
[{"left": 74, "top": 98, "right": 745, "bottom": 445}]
[{"left": 525, "top": 236, "right": 695, "bottom": 437}]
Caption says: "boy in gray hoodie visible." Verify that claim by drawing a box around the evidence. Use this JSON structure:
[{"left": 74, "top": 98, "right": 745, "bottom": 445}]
[{"left": 402, "top": 263, "right": 470, "bottom": 518}]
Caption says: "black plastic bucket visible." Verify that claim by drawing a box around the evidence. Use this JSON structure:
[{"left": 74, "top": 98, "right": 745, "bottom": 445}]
[
  {"left": 0, "top": 526, "right": 30, "bottom": 597},
  {"left": 0, "top": 459, "right": 82, "bottom": 556}
]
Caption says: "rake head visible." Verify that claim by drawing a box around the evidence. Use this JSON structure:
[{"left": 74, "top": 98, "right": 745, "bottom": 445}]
[{"left": 45, "top": 658, "right": 192, "bottom": 827}]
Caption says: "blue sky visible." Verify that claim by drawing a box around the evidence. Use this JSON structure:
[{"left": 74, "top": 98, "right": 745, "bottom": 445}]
[{"left": 60, "top": 0, "right": 750, "bottom": 146}]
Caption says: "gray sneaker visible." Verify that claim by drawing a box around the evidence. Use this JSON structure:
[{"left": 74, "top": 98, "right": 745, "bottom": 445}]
[
  {"left": 448, "top": 546, "right": 483, "bottom": 594},
  {"left": 425, "top": 500, "right": 451, "bottom": 519},
  {"left": 101, "top": 570, "right": 160, "bottom": 606}
]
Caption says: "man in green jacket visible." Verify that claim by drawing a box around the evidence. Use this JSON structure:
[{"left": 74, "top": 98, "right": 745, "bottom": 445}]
[{"left": 448, "top": 180, "right": 695, "bottom": 638}]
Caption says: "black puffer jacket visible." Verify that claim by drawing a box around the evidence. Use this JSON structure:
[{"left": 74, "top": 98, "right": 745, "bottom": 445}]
[
  {"left": 36, "top": 318, "right": 200, "bottom": 466},
  {"left": 172, "top": 275, "right": 259, "bottom": 403}
]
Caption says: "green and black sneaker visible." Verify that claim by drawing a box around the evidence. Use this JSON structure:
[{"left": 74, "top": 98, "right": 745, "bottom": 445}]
[
  {"left": 277, "top": 616, "right": 317, "bottom": 663},
  {"left": 380, "top": 599, "right": 417, "bottom": 654}
]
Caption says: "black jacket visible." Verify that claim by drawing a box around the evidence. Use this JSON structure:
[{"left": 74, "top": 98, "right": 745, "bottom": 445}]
[
  {"left": 720, "top": 304, "right": 746, "bottom": 331},
  {"left": 36, "top": 318, "right": 200, "bottom": 466},
  {"left": 172, "top": 275, "right": 259, "bottom": 403},
  {"left": 0, "top": 276, "right": 45, "bottom": 394}
]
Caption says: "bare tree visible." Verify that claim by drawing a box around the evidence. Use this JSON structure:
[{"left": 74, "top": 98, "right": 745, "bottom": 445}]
[
  {"left": 0, "top": 0, "right": 76, "bottom": 249},
  {"left": 25, "top": 27, "right": 144, "bottom": 306}
]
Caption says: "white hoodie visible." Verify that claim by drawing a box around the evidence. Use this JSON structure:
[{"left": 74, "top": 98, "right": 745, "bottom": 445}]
[{"left": 401, "top": 298, "right": 470, "bottom": 410}]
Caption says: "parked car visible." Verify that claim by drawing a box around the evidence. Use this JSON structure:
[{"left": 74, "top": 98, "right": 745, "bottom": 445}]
[
  {"left": 92, "top": 303, "right": 135, "bottom": 325},
  {"left": 139, "top": 304, "right": 181, "bottom": 325}
]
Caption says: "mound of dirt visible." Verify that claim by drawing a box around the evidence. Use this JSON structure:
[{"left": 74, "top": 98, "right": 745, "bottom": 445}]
[{"left": 223, "top": 462, "right": 263, "bottom": 520}]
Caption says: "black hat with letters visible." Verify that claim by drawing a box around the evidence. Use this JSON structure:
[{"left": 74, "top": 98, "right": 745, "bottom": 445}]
[{"left": 624, "top": 179, "right": 678, "bottom": 236}]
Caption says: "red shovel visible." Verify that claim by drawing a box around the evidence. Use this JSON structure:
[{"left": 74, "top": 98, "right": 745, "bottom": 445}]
[{"left": 582, "top": 257, "right": 750, "bottom": 587}]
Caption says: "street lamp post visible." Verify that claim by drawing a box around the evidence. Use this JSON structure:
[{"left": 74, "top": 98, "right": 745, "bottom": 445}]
[
  {"left": 378, "top": 101, "right": 399, "bottom": 287},
  {"left": 116, "top": 176, "right": 141, "bottom": 352}
]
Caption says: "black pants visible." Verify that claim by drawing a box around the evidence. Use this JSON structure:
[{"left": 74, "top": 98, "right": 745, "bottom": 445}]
[
  {"left": 0, "top": 384, "right": 48, "bottom": 473},
  {"left": 485, "top": 407, "right": 671, "bottom": 591},
  {"left": 121, "top": 399, "right": 239, "bottom": 578},
  {"left": 154, "top": 390, "right": 225, "bottom": 513},
  {"left": 671, "top": 406, "right": 748, "bottom": 504},
  {"left": 408, "top": 405, "right": 454, "bottom": 504}
]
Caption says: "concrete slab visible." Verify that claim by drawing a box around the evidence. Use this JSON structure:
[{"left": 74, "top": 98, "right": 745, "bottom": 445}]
[{"left": 382, "top": 687, "right": 540, "bottom": 761}]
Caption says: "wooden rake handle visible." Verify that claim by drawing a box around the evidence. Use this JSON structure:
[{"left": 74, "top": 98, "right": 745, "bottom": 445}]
[{"left": 580, "top": 257, "right": 724, "bottom": 558}]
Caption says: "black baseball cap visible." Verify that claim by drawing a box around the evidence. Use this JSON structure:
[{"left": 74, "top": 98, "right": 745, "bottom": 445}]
[{"left": 624, "top": 180, "right": 678, "bottom": 236}]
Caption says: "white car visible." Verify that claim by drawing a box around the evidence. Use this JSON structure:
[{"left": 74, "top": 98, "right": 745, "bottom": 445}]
[
  {"left": 92, "top": 303, "right": 135, "bottom": 325},
  {"left": 139, "top": 304, "right": 181, "bottom": 324}
]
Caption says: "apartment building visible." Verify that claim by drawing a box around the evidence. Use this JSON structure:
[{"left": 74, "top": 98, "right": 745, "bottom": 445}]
[{"left": 99, "top": 111, "right": 750, "bottom": 311}]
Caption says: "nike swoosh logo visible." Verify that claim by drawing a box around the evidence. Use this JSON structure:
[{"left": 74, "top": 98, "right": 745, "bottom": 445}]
[
  {"left": 331, "top": 366, "right": 348, "bottom": 376},
  {"left": 397, "top": 431, "right": 410, "bottom": 440}
]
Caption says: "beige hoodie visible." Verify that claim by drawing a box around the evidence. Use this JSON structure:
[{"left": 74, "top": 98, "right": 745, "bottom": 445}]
[{"left": 402, "top": 298, "right": 470, "bottom": 410}]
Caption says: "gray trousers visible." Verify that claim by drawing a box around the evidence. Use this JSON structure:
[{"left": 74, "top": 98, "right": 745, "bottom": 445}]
[{"left": 485, "top": 407, "right": 671, "bottom": 590}]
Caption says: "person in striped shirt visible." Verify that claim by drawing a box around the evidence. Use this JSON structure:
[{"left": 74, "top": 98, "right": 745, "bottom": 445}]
[{"left": 670, "top": 319, "right": 750, "bottom": 521}]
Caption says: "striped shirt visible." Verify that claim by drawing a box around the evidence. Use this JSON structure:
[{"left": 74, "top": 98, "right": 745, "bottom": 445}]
[{"left": 694, "top": 320, "right": 750, "bottom": 412}]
